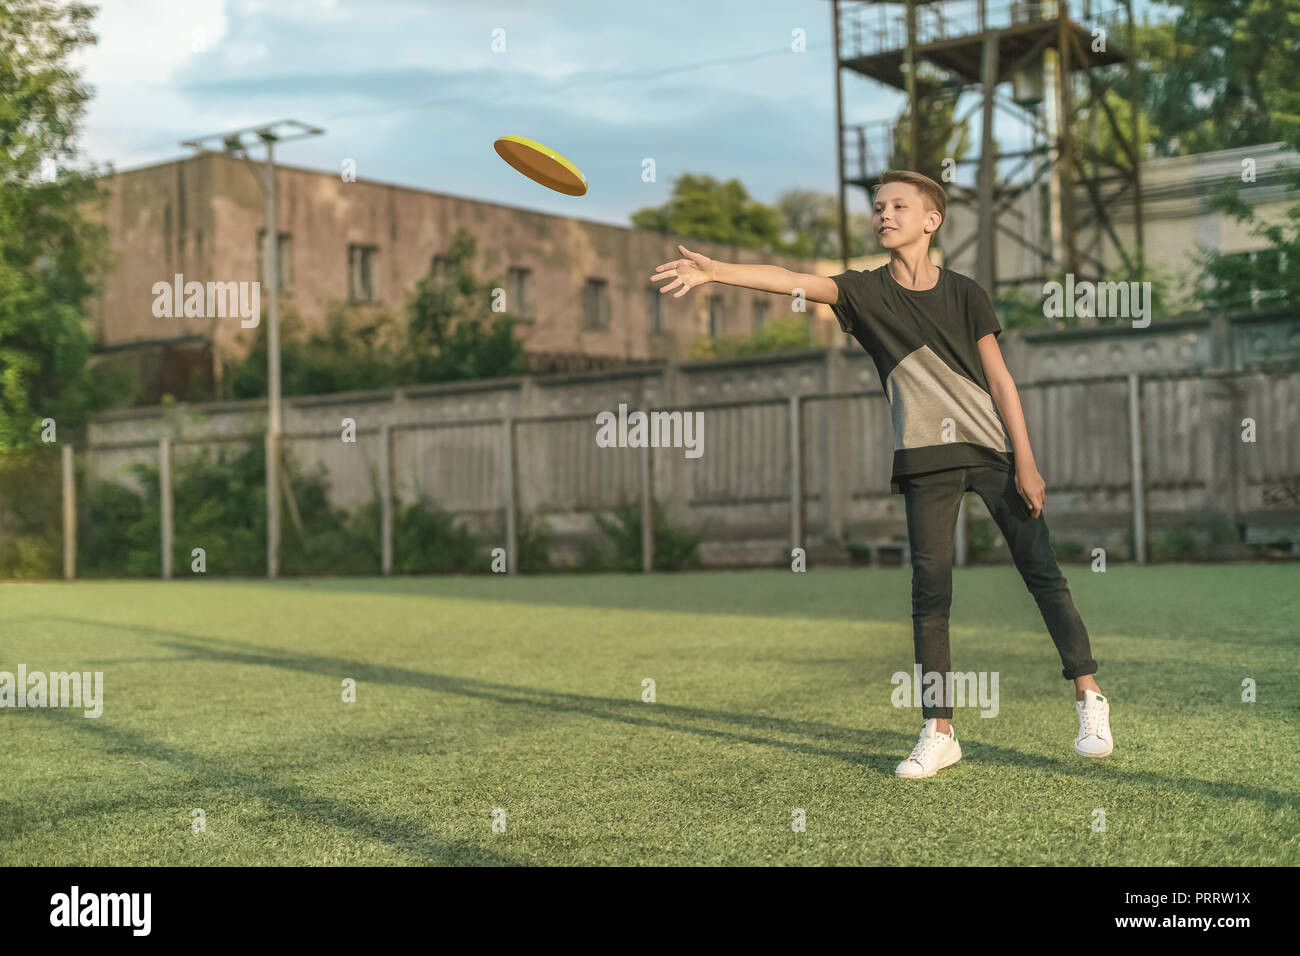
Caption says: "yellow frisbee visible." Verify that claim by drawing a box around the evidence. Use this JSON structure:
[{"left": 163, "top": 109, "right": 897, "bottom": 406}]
[{"left": 494, "top": 135, "right": 588, "bottom": 196}]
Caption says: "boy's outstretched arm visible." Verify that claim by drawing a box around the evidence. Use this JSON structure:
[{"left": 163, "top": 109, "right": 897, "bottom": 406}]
[
  {"left": 651, "top": 244, "right": 839, "bottom": 304},
  {"left": 979, "top": 333, "right": 1047, "bottom": 518}
]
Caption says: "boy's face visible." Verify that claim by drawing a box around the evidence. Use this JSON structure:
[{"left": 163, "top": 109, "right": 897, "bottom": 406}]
[{"left": 873, "top": 182, "right": 940, "bottom": 250}]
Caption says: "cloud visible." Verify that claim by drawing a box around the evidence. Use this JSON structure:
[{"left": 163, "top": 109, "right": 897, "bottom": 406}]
[{"left": 72, "top": 0, "right": 855, "bottom": 222}]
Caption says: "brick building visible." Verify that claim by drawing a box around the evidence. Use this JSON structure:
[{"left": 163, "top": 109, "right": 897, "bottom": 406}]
[{"left": 88, "top": 151, "right": 836, "bottom": 401}]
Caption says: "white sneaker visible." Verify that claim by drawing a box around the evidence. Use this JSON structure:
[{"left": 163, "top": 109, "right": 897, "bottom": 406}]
[
  {"left": 895, "top": 718, "right": 962, "bottom": 778},
  {"left": 1074, "top": 692, "right": 1113, "bottom": 757}
]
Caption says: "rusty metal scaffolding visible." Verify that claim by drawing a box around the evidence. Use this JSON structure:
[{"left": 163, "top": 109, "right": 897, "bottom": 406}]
[{"left": 830, "top": 0, "right": 1145, "bottom": 295}]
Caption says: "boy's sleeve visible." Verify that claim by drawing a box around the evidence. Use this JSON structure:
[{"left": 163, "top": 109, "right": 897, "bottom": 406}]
[
  {"left": 969, "top": 279, "right": 1002, "bottom": 340},
  {"left": 829, "top": 270, "right": 865, "bottom": 335}
]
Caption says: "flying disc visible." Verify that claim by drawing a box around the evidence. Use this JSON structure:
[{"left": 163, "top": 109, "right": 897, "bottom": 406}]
[{"left": 494, "top": 135, "right": 588, "bottom": 196}]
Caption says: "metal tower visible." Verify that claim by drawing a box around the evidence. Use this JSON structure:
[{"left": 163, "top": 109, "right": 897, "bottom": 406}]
[{"left": 830, "top": 0, "right": 1145, "bottom": 298}]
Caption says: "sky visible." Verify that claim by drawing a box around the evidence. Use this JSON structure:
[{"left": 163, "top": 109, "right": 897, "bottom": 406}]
[{"left": 73, "top": 0, "right": 1171, "bottom": 229}]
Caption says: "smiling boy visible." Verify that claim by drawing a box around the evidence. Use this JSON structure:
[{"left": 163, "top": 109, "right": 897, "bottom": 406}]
[{"left": 650, "top": 169, "right": 1113, "bottom": 778}]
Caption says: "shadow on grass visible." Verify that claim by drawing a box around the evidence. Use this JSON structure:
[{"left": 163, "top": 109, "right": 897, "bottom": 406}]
[
  {"left": 176, "top": 566, "right": 1272, "bottom": 646},
  {"left": 41, "top": 616, "right": 1300, "bottom": 813},
  {"left": 19, "top": 706, "right": 518, "bottom": 866},
  {"left": 247, "top": 570, "right": 917, "bottom": 624}
]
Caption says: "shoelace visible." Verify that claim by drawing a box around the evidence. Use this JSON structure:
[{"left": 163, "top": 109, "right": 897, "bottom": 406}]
[
  {"left": 1079, "top": 705, "right": 1108, "bottom": 738},
  {"left": 907, "top": 735, "right": 942, "bottom": 763}
]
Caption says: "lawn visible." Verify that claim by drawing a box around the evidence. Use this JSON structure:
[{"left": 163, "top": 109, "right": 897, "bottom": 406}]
[{"left": 2, "top": 565, "right": 1297, "bottom": 866}]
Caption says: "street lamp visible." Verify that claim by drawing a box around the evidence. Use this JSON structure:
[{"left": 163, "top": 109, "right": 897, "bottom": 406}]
[{"left": 181, "top": 119, "right": 324, "bottom": 579}]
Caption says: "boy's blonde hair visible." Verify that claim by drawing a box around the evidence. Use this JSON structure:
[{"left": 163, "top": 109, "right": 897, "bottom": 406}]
[{"left": 875, "top": 170, "right": 947, "bottom": 234}]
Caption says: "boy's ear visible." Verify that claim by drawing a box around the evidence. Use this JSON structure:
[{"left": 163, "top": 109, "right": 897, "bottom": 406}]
[{"left": 924, "top": 206, "right": 943, "bottom": 236}]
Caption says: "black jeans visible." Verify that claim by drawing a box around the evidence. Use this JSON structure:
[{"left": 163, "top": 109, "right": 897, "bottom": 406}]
[{"left": 901, "top": 463, "right": 1097, "bottom": 719}]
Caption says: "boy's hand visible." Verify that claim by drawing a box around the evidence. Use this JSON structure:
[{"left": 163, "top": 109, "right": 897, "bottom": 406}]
[
  {"left": 651, "top": 244, "right": 716, "bottom": 298},
  {"left": 1016, "top": 465, "right": 1046, "bottom": 518}
]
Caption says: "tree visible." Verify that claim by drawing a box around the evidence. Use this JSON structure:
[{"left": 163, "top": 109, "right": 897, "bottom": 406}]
[
  {"left": 774, "top": 190, "right": 874, "bottom": 260},
  {"left": 1159, "top": 0, "right": 1300, "bottom": 318},
  {"left": 993, "top": 263, "right": 1177, "bottom": 332},
  {"left": 403, "top": 228, "right": 529, "bottom": 383},
  {"left": 226, "top": 302, "right": 403, "bottom": 399},
  {"left": 0, "top": 0, "right": 122, "bottom": 448},
  {"left": 775, "top": 190, "right": 839, "bottom": 259},
  {"left": 1144, "top": 0, "right": 1300, "bottom": 156},
  {"left": 688, "top": 315, "right": 819, "bottom": 360},
  {"left": 631, "top": 174, "right": 785, "bottom": 252},
  {"left": 224, "top": 228, "right": 529, "bottom": 398},
  {"left": 634, "top": 177, "right": 873, "bottom": 260},
  {"left": 1196, "top": 157, "right": 1300, "bottom": 317},
  {"left": 1066, "top": 18, "right": 1164, "bottom": 172}
]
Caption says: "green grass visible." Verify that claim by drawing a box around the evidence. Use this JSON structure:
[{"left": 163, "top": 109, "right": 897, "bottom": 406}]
[{"left": 1, "top": 565, "right": 1297, "bottom": 866}]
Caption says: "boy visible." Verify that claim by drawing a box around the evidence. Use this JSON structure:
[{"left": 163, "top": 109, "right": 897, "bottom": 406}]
[{"left": 650, "top": 169, "right": 1112, "bottom": 778}]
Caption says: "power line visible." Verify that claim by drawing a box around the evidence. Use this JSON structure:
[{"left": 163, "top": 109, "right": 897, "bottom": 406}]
[
  {"left": 326, "top": 42, "right": 830, "bottom": 121},
  {"left": 94, "top": 40, "right": 831, "bottom": 166},
  {"left": 311, "top": 42, "right": 834, "bottom": 121}
]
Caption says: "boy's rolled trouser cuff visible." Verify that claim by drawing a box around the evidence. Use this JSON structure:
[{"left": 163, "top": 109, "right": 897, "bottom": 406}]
[{"left": 1062, "top": 661, "right": 1099, "bottom": 680}]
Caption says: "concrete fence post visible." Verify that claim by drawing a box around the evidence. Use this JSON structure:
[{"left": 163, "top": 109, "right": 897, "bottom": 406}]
[
  {"left": 160, "top": 436, "right": 173, "bottom": 580},
  {"left": 62, "top": 445, "right": 76, "bottom": 581},
  {"left": 640, "top": 443, "right": 654, "bottom": 573},
  {"left": 266, "top": 431, "right": 280, "bottom": 579},
  {"left": 661, "top": 362, "right": 690, "bottom": 529},
  {"left": 824, "top": 347, "right": 854, "bottom": 542},
  {"left": 954, "top": 493, "right": 968, "bottom": 567},
  {"left": 503, "top": 417, "right": 518, "bottom": 574},
  {"left": 790, "top": 395, "right": 804, "bottom": 553},
  {"left": 1127, "top": 371, "right": 1147, "bottom": 564},
  {"left": 379, "top": 424, "right": 393, "bottom": 576}
]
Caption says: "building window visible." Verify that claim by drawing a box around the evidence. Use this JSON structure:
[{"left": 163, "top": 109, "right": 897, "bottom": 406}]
[
  {"left": 753, "top": 298, "right": 771, "bottom": 331},
  {"left": 507, "top": 266, "right": 533, "bottom": 319},
  {"left": 349, "top": 245, "right": 379, "bottom": 303},
  {"left": 584, "top": 278, "right": 610, "bottom": 330},
  {"left": 257, "top": 231, "right": 293, "bottom": 292},
  {"left": 646, "top": 285, "right": 664, "bottom": 334},
  {"left": 708, "top": 295, "right": 725, "bottom": 339}
]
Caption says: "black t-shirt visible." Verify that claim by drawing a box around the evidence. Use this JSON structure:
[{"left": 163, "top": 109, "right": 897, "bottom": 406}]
[{"left": 830, "top": 264, "right": 1014, "bottom": 494}]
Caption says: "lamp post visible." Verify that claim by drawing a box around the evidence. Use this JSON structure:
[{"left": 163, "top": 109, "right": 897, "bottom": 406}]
[{"left": 181, "top": 119, "right": 324, "bottom": 578}]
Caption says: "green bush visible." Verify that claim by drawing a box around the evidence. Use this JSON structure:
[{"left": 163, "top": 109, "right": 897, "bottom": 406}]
[
  {"left": 843, "top": 541, "right": 911, "bottom": 567},
  {"left": 1150, "top": 524, "right": 1201, "bottom": 562},
  {"left": 1053, "top": 539, "right": 1088, "bottom": 563},
  {"left": 514, "top": 516, "right": 553, "bottom": 574},
  {"left": 79, "top": 465, "right": 160, "bottom": 577},
  {"left": 173, "top": 446, "right": 267, "bottom": 576},
  {"left": 76, "top": 443, "right": 493, "bottom": 577},
  {"left": 968, "top": 517, "right": 997, "bottom": 563},
  {"left": 593, "top": 501, "right": 702, "bottom": 572},
  {"left": 0, "top": 449, "right": 62, "bottom": 578},
  {"left": 392, "top": 498, "right": 482, "bottom": 573}
]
